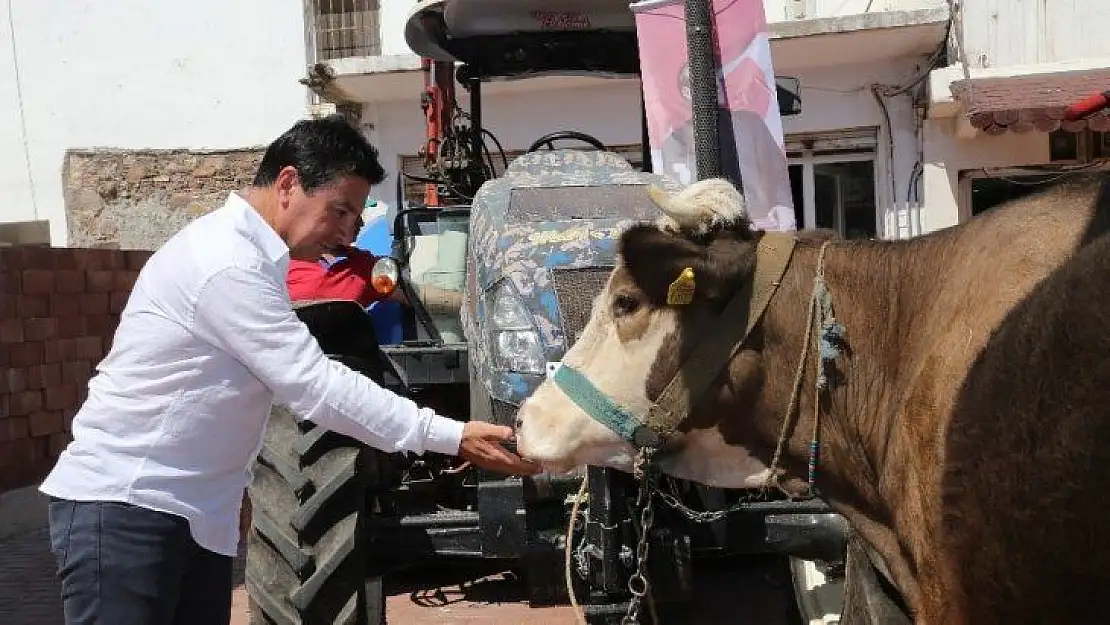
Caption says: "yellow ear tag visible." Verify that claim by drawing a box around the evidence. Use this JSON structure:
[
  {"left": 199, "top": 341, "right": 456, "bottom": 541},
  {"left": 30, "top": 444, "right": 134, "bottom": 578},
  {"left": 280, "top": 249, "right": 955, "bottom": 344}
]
[{"left": 666, "top": 267, "right": 696, "bottom": 306}]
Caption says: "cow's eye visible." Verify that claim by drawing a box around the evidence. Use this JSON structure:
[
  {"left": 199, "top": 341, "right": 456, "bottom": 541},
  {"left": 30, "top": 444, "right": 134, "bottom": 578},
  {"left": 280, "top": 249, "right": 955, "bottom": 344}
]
[{"left": 612, "top": 293, "right": 640, "bottom": 317}]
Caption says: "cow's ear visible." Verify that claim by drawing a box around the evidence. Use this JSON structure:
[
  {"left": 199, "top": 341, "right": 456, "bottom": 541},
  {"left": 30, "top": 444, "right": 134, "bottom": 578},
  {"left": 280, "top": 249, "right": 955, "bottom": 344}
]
[
  {"left": 620, "top": 224, "right": 761, "bottom": 309},
  {"left": 619, "top": 225, "right": 708, "bottom": 306},
  {"left": 697, "top": 230, "right": 759, "bottom": 302}
]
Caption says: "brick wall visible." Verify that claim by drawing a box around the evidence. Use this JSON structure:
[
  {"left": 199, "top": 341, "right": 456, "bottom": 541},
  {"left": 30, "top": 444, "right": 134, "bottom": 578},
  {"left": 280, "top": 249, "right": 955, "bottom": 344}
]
[{"left": 0, "top": 246, "right": 151, "bottom": 493}]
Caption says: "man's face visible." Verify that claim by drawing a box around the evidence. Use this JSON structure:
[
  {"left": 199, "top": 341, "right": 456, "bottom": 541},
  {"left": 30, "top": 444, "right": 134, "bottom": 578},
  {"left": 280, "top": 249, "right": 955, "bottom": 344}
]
[{"left": 273, "top": 166, "right": 370, "bottom": 260}]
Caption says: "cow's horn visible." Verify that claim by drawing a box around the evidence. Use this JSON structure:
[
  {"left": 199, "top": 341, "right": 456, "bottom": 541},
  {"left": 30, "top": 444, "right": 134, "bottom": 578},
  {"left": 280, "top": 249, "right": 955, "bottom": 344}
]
[{"left": 648, "top": 185, "right": 710, "bottom": 230}]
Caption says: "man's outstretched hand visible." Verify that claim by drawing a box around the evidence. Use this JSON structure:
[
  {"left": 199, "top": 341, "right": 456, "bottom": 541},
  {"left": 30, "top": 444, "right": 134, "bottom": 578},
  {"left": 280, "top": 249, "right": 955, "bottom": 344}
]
[{"left": 458, "top": 421, "right": 541, "bottom": 476}]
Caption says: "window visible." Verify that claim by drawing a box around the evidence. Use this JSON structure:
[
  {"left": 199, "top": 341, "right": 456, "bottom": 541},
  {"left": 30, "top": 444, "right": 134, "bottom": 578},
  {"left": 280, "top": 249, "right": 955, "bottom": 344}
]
[
  {"left": 963, "top": 165, "right": 1110, "bottom": 218},
  {"left": 310, "top": 0, "right": 380, "bottom": 61},
  {"left": 1047, "top": 129, "right": 1110, "bottom": 164},
  {"left": 786, "top": 129, "right": 879, "bottom": 239}
]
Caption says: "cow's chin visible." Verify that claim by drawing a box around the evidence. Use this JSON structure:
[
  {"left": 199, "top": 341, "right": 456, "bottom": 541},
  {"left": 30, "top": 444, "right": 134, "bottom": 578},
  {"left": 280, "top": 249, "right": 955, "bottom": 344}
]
[
  {"left": 518, "top": 429, "right": 638, "bottom": 477},
  {"left": 523, "top": 442, "right": 638, "bottom": 477}
]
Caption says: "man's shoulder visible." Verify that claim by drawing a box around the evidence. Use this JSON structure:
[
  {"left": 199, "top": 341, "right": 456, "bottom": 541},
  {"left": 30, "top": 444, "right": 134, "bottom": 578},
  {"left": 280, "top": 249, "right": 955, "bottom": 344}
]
[{"left": 146, "top": 203, "right": 274, "bottom": 285}]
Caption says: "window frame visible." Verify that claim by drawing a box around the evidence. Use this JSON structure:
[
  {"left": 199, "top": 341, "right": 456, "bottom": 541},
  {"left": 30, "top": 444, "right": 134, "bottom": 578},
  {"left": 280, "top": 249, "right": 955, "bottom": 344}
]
[
  {"left": 306, "top": 0, "right": 381, "bottom": 63},
  {"left": 788, "top": 150, "right": 878, "bottom": 237},
  {"left": 958, "top": 163, "right": 1110, "bottom": 221}
]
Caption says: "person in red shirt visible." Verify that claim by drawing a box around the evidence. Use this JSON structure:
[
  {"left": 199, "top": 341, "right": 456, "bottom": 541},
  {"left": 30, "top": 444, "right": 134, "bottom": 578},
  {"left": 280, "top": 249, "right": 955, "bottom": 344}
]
[
  {"left": 285, "top": 216, "right": 463, "bottom": 318},
  {"left": 286, "top": 215, "right": 404, "bottom": 307},
  {"left": 286, "top": 246, "right": 393, "bottom": 307}
]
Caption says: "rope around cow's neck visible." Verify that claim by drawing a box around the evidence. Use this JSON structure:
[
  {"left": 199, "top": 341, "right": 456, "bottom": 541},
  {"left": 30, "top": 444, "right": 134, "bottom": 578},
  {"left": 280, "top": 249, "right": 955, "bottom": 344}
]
[{"left": 765, "top": 240, "right": 844, "bottom": 497}]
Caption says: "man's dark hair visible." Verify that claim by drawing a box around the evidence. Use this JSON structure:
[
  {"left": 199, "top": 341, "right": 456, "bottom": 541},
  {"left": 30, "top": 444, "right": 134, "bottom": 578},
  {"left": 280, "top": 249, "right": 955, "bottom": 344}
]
[{"left": 252, "top": 114, "right": 387, "bottom": 191}]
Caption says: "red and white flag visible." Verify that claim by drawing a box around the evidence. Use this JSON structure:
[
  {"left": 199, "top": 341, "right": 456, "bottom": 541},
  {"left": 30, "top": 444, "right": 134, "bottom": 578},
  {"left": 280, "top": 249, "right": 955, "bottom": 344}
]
[{"left": 632, "top": 0, "right": 796, "bottom": 231}]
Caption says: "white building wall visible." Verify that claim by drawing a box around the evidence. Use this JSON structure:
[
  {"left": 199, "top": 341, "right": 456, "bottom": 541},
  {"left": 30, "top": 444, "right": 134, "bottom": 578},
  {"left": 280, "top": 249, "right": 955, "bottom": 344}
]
[
  {"left": 786, "top": 58, "right": 924, "bottom": 211},
  {"left": 960, "top": 0, "right": 1110, "bottom": 68},
  {"left": 920, "top": 0, "right": 1110, "bottom": 230},
  {"left": 0, "top": 0, "right": 311, "bottom": 244},
  {"left": 766, "top": 0, "right": 945, "bottom": 20},
  {"left": 921, "top": 121, "right": 1048, "bottom": 230},
  {"left": 363, "top": 77, "right": 649, "bottom": 206}
]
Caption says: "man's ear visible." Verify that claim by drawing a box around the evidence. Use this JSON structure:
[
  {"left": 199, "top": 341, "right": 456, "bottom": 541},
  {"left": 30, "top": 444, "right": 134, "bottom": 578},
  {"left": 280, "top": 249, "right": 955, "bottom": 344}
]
[{"left": 275, "top": 166, "right": 299, "bottom": 201}]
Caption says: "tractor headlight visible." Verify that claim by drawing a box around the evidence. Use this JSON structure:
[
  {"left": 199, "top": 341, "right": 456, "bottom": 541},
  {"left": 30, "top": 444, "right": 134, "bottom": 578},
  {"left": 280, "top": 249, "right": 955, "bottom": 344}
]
[{"left": 489, "top": 282, "right": 545, "bottom": 374}]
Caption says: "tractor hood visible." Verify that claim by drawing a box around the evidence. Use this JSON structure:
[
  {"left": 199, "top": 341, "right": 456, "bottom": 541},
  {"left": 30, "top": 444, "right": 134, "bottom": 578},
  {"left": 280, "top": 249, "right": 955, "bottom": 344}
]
[
  {"left": 404, "top": 0, "right": 641, "bottom": 80},
  {"left": 459, "top": 149, "right": 683, "bottom": 405}
]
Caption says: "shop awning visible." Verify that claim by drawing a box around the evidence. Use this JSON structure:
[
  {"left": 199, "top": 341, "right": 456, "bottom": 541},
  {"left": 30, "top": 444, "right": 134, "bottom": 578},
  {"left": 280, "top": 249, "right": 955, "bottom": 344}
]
[{"left": 949, "top": 67, "right": 1110, "bottom": 134}]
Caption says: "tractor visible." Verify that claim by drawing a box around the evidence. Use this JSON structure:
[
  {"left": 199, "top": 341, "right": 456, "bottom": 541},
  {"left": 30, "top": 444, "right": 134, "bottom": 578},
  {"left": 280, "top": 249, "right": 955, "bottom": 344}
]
[{"left": 244, "top": 1, "right": 854, "bottom": 623}]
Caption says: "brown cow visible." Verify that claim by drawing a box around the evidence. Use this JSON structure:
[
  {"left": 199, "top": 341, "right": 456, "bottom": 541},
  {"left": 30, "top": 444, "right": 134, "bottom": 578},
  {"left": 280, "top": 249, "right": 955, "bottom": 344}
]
[{"left": 514, "top": 174, "right": 1110, "bottom": 624}]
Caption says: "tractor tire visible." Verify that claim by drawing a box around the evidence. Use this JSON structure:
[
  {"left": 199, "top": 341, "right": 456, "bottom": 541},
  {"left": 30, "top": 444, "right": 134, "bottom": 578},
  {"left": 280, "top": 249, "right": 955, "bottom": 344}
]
[{"left": 245, "top": 404, "right": 384, "bottom": 625}]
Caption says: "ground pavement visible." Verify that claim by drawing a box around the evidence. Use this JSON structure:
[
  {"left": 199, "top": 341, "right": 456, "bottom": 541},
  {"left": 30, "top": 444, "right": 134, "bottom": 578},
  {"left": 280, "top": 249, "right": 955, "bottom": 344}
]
[{"left": 0, "top": 525, "right": 798, "bottom": 624}]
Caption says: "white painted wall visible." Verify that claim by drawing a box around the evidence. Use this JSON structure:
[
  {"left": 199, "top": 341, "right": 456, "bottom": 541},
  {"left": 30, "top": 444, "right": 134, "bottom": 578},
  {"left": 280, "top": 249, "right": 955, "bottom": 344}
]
[
  {"left": 786, "top": 58, "right": 924, "bottom": 212},
  {"left": 0, "top": 0, "right": 311, "bottom": 244},
  {"left": 766, "top": 0, "right": 945, "bottom": 20},
  {"left": 921, "top": 120, "right": 1048, "bottom": 231},
  {"left": 961, "top": 0, "right": 1110, "bottom": 68},
  {"left": 363, "top": 76, "right": 649, "bottom": 206}
]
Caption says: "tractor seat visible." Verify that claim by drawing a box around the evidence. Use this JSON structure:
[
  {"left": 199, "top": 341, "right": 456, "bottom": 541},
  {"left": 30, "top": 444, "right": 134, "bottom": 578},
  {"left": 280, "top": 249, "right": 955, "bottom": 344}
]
[{"left": 292, "top": 299, "right": 382, "bottom": 362}]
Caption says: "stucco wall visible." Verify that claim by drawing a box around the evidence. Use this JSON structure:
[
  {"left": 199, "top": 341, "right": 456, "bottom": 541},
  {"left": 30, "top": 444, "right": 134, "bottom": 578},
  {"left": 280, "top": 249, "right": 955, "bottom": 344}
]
[{"left": 921, "top": 119, "right": 1050, "bottom": 231}]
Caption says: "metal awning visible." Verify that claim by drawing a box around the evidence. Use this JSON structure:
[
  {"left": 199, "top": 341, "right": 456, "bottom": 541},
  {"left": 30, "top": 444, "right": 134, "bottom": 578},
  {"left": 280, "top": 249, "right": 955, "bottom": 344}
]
[{"left": 950, "top": 67, "right": 1110, "bottom": 134}]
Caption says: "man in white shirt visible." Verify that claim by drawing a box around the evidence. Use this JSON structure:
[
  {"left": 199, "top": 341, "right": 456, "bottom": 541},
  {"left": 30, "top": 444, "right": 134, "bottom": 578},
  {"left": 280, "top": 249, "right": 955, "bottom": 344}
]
[{"left": 39, "top": 115, "right": 539, "bottom": 625}]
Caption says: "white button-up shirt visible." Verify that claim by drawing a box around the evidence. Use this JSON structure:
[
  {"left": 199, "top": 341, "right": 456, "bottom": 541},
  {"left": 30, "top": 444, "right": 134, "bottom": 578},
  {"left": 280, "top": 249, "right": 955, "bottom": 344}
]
[{"left": 40, "top": 192, "right": 464, "bottom": 557}]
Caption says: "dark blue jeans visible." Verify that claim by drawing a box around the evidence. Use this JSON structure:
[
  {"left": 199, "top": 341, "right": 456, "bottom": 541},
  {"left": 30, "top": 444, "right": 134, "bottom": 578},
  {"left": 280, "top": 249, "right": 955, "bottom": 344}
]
[{"left": 47, "top": 498, "right": 233, "bottom": 625}]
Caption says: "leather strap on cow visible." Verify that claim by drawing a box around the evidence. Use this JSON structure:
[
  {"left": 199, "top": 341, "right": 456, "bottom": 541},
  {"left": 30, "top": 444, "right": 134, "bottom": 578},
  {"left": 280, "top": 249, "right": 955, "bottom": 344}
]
[
  {"left": 640, "top": 232, "right": 798, "bottom": 448},
  {"left": 554, "top": 232, "right": 798, "bottom": 452}
]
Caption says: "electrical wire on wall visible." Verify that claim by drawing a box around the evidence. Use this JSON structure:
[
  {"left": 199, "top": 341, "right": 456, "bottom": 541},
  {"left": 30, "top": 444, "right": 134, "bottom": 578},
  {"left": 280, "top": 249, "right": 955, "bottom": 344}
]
[
  {"left": 868, "top": 18, "right": 952, "bottom": 213},
  {"left": 947, "top": 0, "right": 974, "bottom": 112},
  {"left": 6, "top": 0, "right": 37, "bottom": 220},
  {"left": 978, "top": 162, "right": 1105, "bottom": 186}
]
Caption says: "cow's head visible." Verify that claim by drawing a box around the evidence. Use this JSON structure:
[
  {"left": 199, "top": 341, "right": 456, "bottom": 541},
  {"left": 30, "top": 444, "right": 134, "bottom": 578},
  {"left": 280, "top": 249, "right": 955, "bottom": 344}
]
[{"left": 516, "top": 178, "right": 798, "bottom": 489}]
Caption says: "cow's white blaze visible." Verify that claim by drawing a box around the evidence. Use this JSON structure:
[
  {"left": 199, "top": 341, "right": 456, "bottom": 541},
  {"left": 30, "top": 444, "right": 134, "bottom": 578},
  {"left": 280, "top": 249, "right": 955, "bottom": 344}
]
[{"left": 515, "top": 276, "right": 679, "bottom": 474}]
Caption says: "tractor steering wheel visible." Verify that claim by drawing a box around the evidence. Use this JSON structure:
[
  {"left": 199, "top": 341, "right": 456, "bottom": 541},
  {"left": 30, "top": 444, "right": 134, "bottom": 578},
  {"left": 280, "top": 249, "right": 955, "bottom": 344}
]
[{"left": 526, "top": 131, "right": 609, "bottom": 153}]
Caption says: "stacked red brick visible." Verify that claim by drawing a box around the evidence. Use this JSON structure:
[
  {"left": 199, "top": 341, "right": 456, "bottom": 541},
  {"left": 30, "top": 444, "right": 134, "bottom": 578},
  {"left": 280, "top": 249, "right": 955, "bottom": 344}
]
[{"left": 0, "top": 246, "right": 152, "bottom": 493}]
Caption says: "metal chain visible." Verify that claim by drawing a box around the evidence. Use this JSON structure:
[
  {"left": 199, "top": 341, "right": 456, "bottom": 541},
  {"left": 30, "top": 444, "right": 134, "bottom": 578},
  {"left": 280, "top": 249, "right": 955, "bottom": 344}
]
[
  {"left": 622, "top": 450, "right": 659, "bottom": 625},
  {"left": 621, "top": 452, "right": 808, "bottom": 622},
  {"left": 653, "top": 484, "right": 770, "bottom": 524}
]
